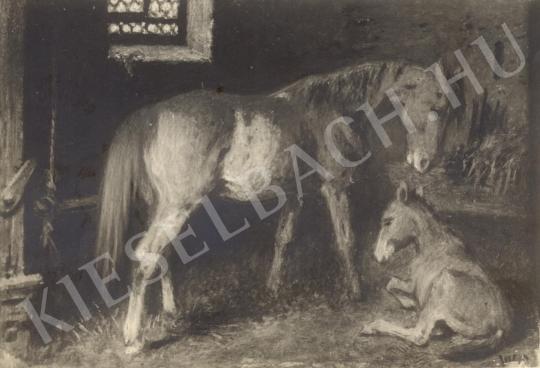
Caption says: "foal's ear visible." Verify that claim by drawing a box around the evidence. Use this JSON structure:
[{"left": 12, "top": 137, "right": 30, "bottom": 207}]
[{"left": 396, "top": 181, "right": 409, "bottom": 203}]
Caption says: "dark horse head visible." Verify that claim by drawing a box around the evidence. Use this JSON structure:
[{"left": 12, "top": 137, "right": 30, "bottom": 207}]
[{"left": 387, "top": 66, "right": 458, "bottom": 174}]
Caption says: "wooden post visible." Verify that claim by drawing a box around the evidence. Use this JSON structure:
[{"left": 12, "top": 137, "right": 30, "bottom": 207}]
[
  {"left": 0, "top": 0, "right": 42, "bottom": 359},
  {"left": 0, "top": 0, "right": 26, "bottom": 278}
]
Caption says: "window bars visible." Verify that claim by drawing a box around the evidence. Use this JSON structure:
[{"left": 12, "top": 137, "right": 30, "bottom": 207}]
[{"left": 107, "top": 0, "right": 214, "bottom": 65}]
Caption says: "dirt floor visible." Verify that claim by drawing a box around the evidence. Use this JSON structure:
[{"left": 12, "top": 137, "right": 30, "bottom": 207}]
[
  {"left": 11, "top": 160, "right": 536, "bottom": 368},
  {"left": 17, "top": 291, "right": 538, "bottom": 368}
]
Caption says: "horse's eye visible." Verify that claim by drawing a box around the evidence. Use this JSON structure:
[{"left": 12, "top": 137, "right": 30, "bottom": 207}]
[{"left": 382, "top": 218, "right": 393, "bottom": 226}]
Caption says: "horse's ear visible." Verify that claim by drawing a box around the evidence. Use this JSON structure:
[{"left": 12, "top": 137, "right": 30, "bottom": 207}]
[
  {"left": 396, "top": 181, "right": 409, "bottom": 203},
  {"left": 415, "top": 186, "right": 425, "bottom": 198}
]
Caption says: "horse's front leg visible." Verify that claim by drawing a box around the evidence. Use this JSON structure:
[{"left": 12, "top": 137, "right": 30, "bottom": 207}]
[
  {"left": 267, "top": 200, "right": 302, "bottom": 295},
  {"left": 320, "top": 183, "right": 361, "bottom": 299},
  {"left": 124, "top": 206, "right": 190, "bottom": 354},
  {"left": 386, "top": 277, "right": 416, "bottom": 309}
]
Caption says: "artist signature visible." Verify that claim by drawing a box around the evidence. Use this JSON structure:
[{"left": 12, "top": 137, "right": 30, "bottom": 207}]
[{"left": 497, "top": 352, "right": 530, "bottom": 367}]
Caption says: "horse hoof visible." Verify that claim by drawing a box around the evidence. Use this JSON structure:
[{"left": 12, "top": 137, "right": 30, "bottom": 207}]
[
  {"left": 265, "top": 285, "right": 281, "bottom": 300},
  {"left": 162, "top": 313, "right": 183, "bottom": 334},
  {"left": 349, "top": 291, "right": 363, "bottom": 303},
  {"left": 266, "top": 278, "right": 281, "bottom": 297},
  {"left": 162, "top": 312, "right": 177, "bottom": 323},
  {"left": 125, "top": 341, "right": 144, "bottom": 355},
  {"left": 360, "top": 322, "right": 378, "bottom": 335},
  {"left": 359, "top": 326, "right": 374, "bottom": 335},
  {"left": 340, "top": 287, "right": 363, "bottom": 304}
]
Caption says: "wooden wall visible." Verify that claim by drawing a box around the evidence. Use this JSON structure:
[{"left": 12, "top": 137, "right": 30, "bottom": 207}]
[{"left": 0, "top": 0, "right": 26, "bottom": 277}]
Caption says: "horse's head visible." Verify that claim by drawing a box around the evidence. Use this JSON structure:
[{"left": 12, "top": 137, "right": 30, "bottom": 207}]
[
  {"left": 374, "top": 181, "right": 424, "bottom": 263},
  {"left": 391, "top": 67, "right": 453, "bottom": 173}
]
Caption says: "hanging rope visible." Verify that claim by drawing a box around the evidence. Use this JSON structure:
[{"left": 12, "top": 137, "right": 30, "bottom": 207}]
[
  {"left": 35, "top": 29, "right": 59, "bottom": 255},
  {"left": 39, "top": 74, "right": 58, "bottom": 254}
]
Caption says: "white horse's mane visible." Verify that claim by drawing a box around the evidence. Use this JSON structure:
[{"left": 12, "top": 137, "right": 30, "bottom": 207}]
[{"left": 271, "top": 60, "right": 423, "bottom": 112}]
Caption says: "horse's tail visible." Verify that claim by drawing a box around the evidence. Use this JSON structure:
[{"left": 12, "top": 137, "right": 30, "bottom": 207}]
[
  {"left": 96, "top": 120, "right": 149, "bottom": 276},
  {"left": 439, "top": 329, "right": 504, "bottom": 360}
]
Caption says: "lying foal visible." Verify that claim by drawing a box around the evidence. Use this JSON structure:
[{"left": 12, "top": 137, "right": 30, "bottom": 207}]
[{"left": 362, "top": 182, "right": 512, "bottom": 358}]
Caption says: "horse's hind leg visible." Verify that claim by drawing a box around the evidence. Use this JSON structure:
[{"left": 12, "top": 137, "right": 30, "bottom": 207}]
[
  {"left": 321, "top": 183, "right": 361, "bottom": 299},
  {"left": 123, "top": 205, "right": 192, "bottom": 353},
  {"left": 139, "top": 202, "right": 178, "bottom": 317},
  {"left": 267, "top": 200, "right": 302, "bottom": 295},
  {"left": 161, "top": 267, "right": 177, "bottom": 316}
]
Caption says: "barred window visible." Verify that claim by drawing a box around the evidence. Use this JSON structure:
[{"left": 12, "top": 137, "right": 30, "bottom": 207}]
[
  {"left": 108, "top": 0, "right": 213, "bottom": 64},
  {"left": 108, "top": 0, "right": 185, "bottom": 43}
]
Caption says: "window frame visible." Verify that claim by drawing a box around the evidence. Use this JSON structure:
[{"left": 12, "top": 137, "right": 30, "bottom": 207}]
[{"left": 108, "top": 0, "right": 213, "bottom": 63}]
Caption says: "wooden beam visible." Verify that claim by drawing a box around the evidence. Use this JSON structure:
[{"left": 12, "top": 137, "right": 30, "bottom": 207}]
[
  {"left": 0, "top": 160, "right": 36, "bottom": 215},
  {"left": 0, "top": 0, "right": 26, "bottom": 277},
  {"left": 59, "top": 195, "right": 98, "bottom": 212},
  {"left": 186, "top": 0, "right": 213, "bottom": 57},
  {"left": 0, "top": 1, "right": 43, "bottom": 360}
]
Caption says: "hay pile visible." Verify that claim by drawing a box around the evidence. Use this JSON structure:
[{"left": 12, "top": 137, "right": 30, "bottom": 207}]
[{"left": 445, "top": 127, "right": 528, "bottom": 195}]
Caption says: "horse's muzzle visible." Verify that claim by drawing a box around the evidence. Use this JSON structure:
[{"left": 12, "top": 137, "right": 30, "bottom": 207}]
[
  {"left": 409, "top": 151, "right": 431, "bottom": 174},
  {"left": 374, "top": 243, "right": 394, "bottom": 263}
]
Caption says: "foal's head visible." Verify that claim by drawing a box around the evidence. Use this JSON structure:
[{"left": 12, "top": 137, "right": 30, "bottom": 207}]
[
  {"left": 373, "top": 181, "right": 429, "bottom": 263},
  {"left": 391, "top": 68, "right": 452, "bottom": 173}
]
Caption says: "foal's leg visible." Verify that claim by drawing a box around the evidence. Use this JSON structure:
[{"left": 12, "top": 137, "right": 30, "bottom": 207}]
[
  {"left": 361, "top": 307, "right": 439, "bottom": 346},
  {"left": 124, "top": 205, "right": 191, "bottom": 353},
  {"left": 320, "top": 183, "right": 361, "bottom": 299},
  {"left": 386, "top": 277, "right": 416, "bottom": 309},
  {"left": 267, "top": 200, "right": 302, "bottom": 295}
]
